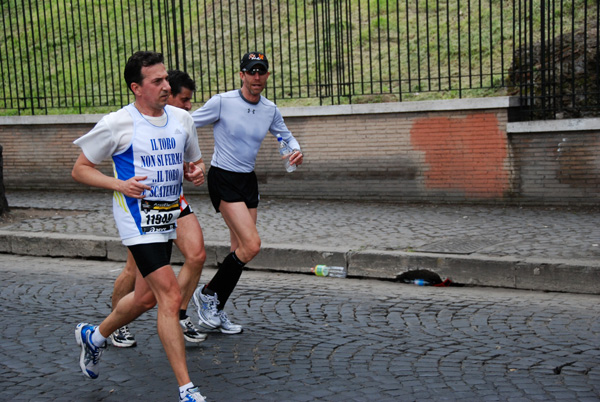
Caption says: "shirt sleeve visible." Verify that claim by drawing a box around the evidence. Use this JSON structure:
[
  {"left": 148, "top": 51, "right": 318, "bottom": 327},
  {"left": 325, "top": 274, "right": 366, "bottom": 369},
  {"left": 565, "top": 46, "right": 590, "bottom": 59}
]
[
  {"left": 181, "top": 113, "right": 202, "bottom": 163},
  {"left": 270, "top": 107, "right": 300, "bottom": 150},
  {"left": 190, "top": 95, "right": 221, "bottom": 128},
  {"left": 73, "top": 115, "right": 120, "bottom": 165}
]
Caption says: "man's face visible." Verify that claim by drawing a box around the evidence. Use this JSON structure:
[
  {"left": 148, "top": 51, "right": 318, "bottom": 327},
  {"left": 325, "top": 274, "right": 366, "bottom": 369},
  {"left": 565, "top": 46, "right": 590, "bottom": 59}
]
[
  {"left": 133, "top": 63, "right": 171, "bottom": 112},
  {"left": 240, "top": 68, "right": 270, "bottom": 98},
  {"left": 168, "top": 86, "right": 194, "bottom": 111}
]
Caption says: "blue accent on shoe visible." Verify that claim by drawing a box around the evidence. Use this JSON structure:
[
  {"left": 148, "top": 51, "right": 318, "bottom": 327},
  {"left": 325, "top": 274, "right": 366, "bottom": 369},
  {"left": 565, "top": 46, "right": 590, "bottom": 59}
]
[{"left": 75, "top": 322, "right": 105, "bottom": 379}]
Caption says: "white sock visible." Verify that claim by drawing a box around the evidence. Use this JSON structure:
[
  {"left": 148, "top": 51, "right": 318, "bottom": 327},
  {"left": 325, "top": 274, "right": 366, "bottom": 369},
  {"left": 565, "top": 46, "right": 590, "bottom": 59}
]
[
  {"left": 179, "top": 382, "right": 194, "bottom": 397},
  {"left": 91, "top": 328, "right": 107, "bottom": 347}
]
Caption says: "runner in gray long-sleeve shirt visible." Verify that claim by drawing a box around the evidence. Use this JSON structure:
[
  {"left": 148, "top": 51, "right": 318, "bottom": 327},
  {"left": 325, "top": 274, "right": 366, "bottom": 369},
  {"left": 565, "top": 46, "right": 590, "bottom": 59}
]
[{"left": 190, "top": 51, "right": 304, "bottom": 334}]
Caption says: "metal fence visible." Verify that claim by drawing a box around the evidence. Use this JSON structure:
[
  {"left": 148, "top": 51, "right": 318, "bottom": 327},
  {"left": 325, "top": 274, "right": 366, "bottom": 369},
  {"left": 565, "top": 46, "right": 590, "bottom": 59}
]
[
  {"left": 511, "top": 0, "right": 599, "bottom": 119},
  {"left": 1, "top": 0, "right": 598, "bottom": 119}
]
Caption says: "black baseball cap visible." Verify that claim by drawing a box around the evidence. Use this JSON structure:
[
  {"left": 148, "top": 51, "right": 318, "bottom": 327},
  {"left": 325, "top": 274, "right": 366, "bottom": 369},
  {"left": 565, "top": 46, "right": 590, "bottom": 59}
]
[{"left": 240, "top": 52, "right": 269, "bottom": 72}]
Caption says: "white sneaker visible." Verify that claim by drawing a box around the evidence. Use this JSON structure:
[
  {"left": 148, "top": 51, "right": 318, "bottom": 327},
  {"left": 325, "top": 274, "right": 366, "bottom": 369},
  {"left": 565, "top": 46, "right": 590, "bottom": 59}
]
[
  {"left": 192, "top": 287, "right": 221, "bottom": 329},
  {"left": 179, "top": 317, "right": 208, "bottom": 343},
  {"left": 109, "top": 325, "right": 137, "bottom": 348},
  {"left": 218, "top": 310, "right": 243, "bottom": 334},
  {"left": 180, "top": 386, "right": 207, "bottom": 402}
]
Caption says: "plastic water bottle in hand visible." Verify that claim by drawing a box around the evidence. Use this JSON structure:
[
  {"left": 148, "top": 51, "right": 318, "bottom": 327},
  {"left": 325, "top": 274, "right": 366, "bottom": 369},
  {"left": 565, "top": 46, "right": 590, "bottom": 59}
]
[{"left": 277, "top": 135, "right": 296, "bottom": 173}]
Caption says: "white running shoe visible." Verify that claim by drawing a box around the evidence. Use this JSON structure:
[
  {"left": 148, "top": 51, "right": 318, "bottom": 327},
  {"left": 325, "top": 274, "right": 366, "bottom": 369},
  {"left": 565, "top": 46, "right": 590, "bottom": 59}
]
[
  {"left": 218, "top": 310, "right": 243, "bottom": 334},
  {"left": 180, "top": 317, "right": 208, "bottom": 343},
  {"left": 192, "top": 287, "right": 221, "bottom": 329},
  {"left": 180, "top": 386, "right": 207, "bottom": 402},
  {"left": 75, "top": 322, "right": 106, "bottom": 379},
  {"left": 110, "top": 325, "right": 137, "bottom": 348}
]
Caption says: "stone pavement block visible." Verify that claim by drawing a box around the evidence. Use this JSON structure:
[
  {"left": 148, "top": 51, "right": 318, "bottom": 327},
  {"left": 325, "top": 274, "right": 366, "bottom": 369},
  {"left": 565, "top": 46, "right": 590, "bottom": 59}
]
[
  {"left": 2, "top": 231, "right": 107, "bottom": 258},
  {"left": 246, "top": 244, "right": 347, "bottom": 273},
  {"left": 514, "top": 260, "right": 600, "bottom": 294},
  {"left": 105, "top": 238, "right": 127, "bottom": 261}
]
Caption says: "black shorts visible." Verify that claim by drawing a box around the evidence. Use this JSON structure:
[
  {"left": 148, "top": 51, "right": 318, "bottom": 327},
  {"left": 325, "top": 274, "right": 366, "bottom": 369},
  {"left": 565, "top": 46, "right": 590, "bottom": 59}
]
[
  {"left": 128, "top": 240, "right": 173, "bottom": 277},
  {"left": 179, "top": 193, "right": 193, "bottom": 218},
  {"left": 179, "top": 204, "right": 192, "bottom": 219},
  {"left": 207, "top": 166, "right": 260, "bottom": 213}
]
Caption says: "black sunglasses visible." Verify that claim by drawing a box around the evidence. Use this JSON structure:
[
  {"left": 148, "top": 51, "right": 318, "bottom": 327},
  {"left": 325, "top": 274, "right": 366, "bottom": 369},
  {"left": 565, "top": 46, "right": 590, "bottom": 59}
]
[{"left": 244, "top": 68, "right": 268, "bottom": 76}]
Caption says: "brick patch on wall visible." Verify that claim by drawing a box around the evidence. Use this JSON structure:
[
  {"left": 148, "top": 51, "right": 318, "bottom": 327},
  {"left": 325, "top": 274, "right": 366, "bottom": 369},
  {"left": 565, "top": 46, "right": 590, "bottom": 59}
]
[{"left": 411, "top": 113, "right": 510, "bottom": 198}]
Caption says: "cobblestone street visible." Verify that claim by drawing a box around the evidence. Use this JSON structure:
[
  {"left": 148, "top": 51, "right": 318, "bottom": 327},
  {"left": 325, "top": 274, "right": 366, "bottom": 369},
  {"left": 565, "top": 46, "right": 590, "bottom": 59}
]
[{"left": 1, "top": 254, "right": 598, "bottom": 401}]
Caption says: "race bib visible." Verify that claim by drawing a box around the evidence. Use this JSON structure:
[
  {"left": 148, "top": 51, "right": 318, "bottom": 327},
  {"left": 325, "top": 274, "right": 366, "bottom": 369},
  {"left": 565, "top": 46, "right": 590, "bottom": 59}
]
[{"left": 140, "top": 199, "right": 181, "bottom": 233}]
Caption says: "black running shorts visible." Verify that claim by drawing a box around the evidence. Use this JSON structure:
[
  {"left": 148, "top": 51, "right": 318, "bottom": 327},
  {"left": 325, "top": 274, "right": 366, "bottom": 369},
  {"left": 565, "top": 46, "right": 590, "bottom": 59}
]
[
  {"left": 207, "top": 166, "right": 260, "bottom": 213},
  {"left": 179, "top": 204, "right": 192, "bottom": 219},
  {"left": 128, "top": 240, "right": 173, "bottom": 277}
]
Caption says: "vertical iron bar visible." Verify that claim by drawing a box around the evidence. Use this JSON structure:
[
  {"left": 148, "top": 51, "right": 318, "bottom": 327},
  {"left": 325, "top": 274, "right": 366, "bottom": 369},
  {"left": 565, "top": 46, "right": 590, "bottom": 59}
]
[
  {"left": 426, "top": 0, "right": 432, "bottom": 91},
  {"left": 100, "top": 3, "right": 109, "bottom": 104},
  {"left": 180, "top": 0, "right": 186, "bottom": 72},
  {"left": 92, "top": 2, "right": 102, "bottom": 105},
  {"left": 210, "top": 0, "right": 218, "bottom": 93},
  {"left": 499, "top": 0, "right": 504, "bottom": 87},
  {"left": 194, "top": 0, "right": 205, "bottom": 100},
  {"left": 357, "top": 0, "right": 364, "bottom": 94},
  {"left": 71, "top": 0, "right": 82, "bottom": 113},
  {"left": 415, "top": 0, "right": 422, "bottom": 92},
  {"left": 446, "top": 0, "right": 451, "bottom": 90},
  {"left": 488, "top": 0, "right": 492, "bottom": 88},
  {"left": 397, "top": 0, "right": 403, "bottom": 100},
  {"left": 385, "top": 0, "right": 391, "bottom": 95},
  {"left": 172, "top": 0, "right": 179, "bottom": 69},
  {"left": 30, "top": 0, "right": 43, "bottom": 112},
  {"left": 83, "top": 0, "right": 93, "bottom": 107},
  {"left": 285, "top": 0, "right": 292, "bottom": 98},
  {"left": 467, "top": 0, "right": 473, "bottom": 89},
  {"left": 376, "top": 0, "right": 382, "bottom": 94},
  {"left": 551, "top": 0, "right": 556, "bottom": 116},
  {"left": 19, "top": 0, "right": 31, "bottom": 113},
  {"left": 218, "top": 1, "right": 226, "bottom": 91},
  {"left": 2, "top": 2, "right": 14, "bottom": 110},
  {"left": 275, "top": 0, "right": 283, "bottom": 102},
  {"left": 303, "top": 0, "right": 310, "bottom": 98},
  {"left": 528, "top": 0, "right": 534, "bottom": 114},
  {"left": 596, "top": 0, "right": 600, "bottom": 113},
  {"left": 457, "top": 0, "right": 462, "bottom": 97},
  {"left": 56, "top": 1, "right": 67, "bottom": 108},
  {"left": 540, "top": 0, "right": 547, "bottom": 116},
  {"left": 204, "top": 0, "right": 212, "bottom": 97},
  {"left": 367, "top": 0, "right": 373, "bottom": 93},
  {"left": 228, "top": 0, "right": 235, "bottom": 90},
  {"left": 324, "top": 0, "right": 332, "bottom": 103},
  {"left": 405, "top": 0, "right": 411, "bottom": 92},
  {"left": 347, "top": 0, "right": 354, "bottom": 101},
  {"left": 570, "top": 0, "right": 575, "bottom": 115},
  {"left": 114, "top": 0, "right": 123, "bottom": 106},
  {"left": 582, "top": 0, "right": 588, "bottom": 112},
  {"left": 436, "top": 0, "right": 441, "bottom": 91},
  {"left": 313, "top": 0, "right": 322, "bottom": 104}
]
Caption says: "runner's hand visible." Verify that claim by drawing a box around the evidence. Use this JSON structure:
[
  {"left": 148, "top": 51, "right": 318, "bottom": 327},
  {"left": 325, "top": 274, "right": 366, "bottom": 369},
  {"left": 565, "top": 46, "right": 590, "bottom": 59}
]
[
  {"left": 118, "top": 176, "right": 150, "bottom": 198},
  {"left": 186, "top": 162, "right": 206, "bottom": 186}
]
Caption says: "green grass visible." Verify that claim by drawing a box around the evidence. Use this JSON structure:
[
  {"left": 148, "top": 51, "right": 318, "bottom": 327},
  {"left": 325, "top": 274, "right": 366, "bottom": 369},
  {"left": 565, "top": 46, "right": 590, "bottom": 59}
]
[{"left": 0, "top": 0, "right": 596, "bottom": 115}]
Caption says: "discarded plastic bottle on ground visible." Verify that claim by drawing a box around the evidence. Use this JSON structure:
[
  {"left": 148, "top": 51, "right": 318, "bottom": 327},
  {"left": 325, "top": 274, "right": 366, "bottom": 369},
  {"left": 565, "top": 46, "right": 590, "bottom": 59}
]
[
  {"left": 277, "top": 135, "right": 296, "bottom": 173},
  {"left": 311, "top": 265, "right": 347, "bottom": 278},
  {"left": 407, "top": 279, "right": 430, "bottom": 286}
]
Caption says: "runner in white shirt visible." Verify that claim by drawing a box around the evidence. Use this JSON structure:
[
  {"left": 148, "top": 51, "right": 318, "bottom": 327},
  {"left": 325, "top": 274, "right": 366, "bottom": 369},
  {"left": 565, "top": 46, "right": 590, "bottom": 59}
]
[
  {"left": 190, "top": 52, "right": 304, "bottom": 334},
  {"left": 107, "top": 70, "right": 208, "bottom": 349},
  {"left": 71, "top": 51, "right": 207, "bottom": 402}
]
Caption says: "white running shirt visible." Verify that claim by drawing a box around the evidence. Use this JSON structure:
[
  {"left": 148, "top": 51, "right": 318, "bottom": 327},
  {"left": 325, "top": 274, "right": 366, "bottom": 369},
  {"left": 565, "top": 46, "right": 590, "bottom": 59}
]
[{"left": 74, "top": 104, "right": 202, "bottom": 245}]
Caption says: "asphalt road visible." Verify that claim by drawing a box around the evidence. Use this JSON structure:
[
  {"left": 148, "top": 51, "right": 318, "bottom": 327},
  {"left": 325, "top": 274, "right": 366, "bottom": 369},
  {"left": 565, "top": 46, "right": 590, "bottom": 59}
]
[{"left": 0, "top": 254, "right": 598, "bottom": 401}]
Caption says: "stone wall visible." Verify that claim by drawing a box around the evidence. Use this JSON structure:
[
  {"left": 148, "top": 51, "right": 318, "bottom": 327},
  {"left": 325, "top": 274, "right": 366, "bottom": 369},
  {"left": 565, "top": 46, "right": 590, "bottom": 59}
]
[{"left": 1, "top": 97, "right": 599, "bottom": 205}]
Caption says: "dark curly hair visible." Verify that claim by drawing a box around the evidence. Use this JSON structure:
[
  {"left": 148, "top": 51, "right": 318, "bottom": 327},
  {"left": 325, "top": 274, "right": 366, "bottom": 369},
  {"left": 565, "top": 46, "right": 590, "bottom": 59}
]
[
  {"left": 167, "top": 70, "right": 196, "bottom": 96},
  {"left": 124, "top": 51, "right": 164, "bottom": 93}
]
